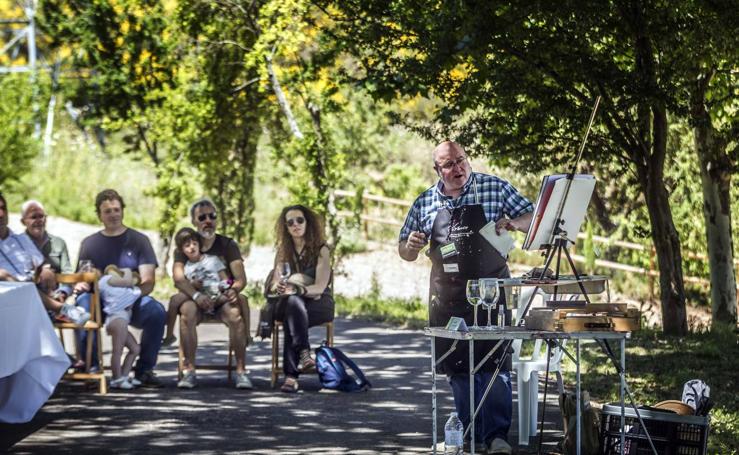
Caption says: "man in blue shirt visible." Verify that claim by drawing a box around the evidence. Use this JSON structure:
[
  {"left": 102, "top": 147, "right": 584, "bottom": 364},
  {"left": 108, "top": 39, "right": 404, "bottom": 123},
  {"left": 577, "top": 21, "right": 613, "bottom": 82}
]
[
  {"left": 399, "top": 141, "right": 533, "bottom": 454},
  {"left": 75, "top": 189, "right": 165, "bottom": 387}
]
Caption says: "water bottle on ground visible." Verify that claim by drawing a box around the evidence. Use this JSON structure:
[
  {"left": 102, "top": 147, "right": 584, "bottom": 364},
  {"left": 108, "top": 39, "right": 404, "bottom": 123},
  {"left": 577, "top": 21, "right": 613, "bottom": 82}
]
[{"left": 444, "top": 411, "right": 464, "bottom": 454}]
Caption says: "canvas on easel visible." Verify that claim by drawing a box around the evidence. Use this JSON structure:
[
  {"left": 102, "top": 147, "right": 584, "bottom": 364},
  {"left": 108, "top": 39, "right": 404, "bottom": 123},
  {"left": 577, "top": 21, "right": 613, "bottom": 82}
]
[{"left": 522, "top": 174, "right": 596, "bottom": 251}]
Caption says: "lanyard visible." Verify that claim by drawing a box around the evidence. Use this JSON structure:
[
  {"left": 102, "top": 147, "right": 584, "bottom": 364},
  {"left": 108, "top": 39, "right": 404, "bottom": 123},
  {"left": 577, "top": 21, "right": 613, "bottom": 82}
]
[
  {"left": 0, "top": 236, "right": 34, "bottom": 277},
  {"left": 440, "top": 174, "right": 479, "bottom": 210}
]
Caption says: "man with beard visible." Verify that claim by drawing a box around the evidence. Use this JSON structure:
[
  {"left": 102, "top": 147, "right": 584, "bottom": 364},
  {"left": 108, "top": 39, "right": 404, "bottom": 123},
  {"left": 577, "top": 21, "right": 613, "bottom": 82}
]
[
  {"left": 171, "top": 198, "right": 252, "bottom": 389},
  {"left": 398, "top": 141, "right": 533, "bottom": 454},
  {"left": 75, "top": 189, "right": 166, "bottom": 387}
]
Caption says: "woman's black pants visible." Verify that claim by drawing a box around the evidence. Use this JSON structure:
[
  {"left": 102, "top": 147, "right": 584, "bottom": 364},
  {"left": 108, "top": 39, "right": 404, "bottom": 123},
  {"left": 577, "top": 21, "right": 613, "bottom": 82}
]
[{"left": 275, "top": 294, "right": 334, "bottom": 377}]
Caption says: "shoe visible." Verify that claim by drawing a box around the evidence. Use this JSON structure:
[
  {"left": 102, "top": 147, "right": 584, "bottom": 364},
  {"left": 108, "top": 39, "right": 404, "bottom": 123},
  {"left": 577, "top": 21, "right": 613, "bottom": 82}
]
[
  {"left": 59, "top": 303, "right": 91, "bottom": 325},
  {"left": 280, "top": 376, "right": 299, "bottom": 393},
  {"left": 298, "top": 349, "right": 316, "bottom": 372},
  {"left": 177, "top": 370, "right": 197, "bottom": 389},
  {"left": 130, "top": 377, "right": 142, "bottom": 387},
  {"left": 162, "top": 334, "right": 177, "bottom": 346},
  {"left": 110, "top": 376, "right": 134, "bottom": 390},
  {"left": 135, "top": 370, "right": 164, "bottom": 388},
  {"left": 488, "top": 438, "right": 512, "bottom": 454},
  {"left": 235, "top": 372, "right": 253, "bottom": 390}
]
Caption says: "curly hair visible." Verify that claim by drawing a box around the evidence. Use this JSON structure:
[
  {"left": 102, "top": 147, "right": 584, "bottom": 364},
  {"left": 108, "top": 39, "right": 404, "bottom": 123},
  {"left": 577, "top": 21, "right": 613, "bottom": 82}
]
[{"left": 274, "top": 205, "right": 326, "bottom": 271}]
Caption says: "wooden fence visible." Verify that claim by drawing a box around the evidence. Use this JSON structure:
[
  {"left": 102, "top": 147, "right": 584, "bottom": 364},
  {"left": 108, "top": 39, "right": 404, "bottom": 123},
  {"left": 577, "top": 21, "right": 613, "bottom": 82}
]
[{"left": 334, "top": 189, "right": 739, "bottom": 298}]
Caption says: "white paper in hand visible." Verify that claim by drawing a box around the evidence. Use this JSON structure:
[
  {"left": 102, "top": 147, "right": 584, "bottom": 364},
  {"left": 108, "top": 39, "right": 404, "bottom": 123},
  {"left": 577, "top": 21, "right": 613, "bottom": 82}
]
[{"left": 480, "top": 221, "right": 515, "bottom": 258}]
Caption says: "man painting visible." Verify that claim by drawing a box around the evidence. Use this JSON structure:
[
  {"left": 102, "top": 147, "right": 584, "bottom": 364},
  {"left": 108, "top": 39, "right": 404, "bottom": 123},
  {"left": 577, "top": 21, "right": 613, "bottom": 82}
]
[{"left": 398, "top": 141, "right": 533, "bottom": 454}]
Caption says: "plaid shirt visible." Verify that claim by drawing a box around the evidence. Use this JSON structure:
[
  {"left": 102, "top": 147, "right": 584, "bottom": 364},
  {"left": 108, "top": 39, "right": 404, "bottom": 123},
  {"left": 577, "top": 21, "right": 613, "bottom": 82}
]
[{"left": 399, "top": 172, "right": 534, "bottom": 242}]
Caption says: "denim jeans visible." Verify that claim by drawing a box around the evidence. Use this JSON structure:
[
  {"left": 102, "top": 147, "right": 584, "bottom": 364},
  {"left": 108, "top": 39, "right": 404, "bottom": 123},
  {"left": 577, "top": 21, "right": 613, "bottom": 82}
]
[
  {"left": 76, "top": 293, "right": 166, "bottom": 374},
  {"left": 448, "top": 370, "right": 512, "bottom": 445}
]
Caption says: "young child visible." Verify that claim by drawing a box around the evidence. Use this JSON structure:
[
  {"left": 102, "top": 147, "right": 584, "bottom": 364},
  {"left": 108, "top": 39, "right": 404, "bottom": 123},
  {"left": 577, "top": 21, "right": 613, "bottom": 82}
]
[
  {"left": 99, "top": 265, "right": 142, "bottom": 390},
  {"left": 163, "top": 227, "right": 231, "bottom": 345}
]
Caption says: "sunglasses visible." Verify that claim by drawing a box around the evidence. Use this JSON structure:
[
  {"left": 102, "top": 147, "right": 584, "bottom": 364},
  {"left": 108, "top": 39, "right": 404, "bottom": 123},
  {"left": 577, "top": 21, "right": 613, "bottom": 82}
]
[
  {"left": 197, "top": 213, "right": 217, "bottom": 222},
  {"left": 286, "top": 217, "right": 305, "bottom": 227}
]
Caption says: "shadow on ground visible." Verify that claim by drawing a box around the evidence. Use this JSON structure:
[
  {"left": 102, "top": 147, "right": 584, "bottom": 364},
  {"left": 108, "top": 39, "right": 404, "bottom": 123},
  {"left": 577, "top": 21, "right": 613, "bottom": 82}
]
[{"left": 1, "top": 317, "right": 565, "bottom": 454}]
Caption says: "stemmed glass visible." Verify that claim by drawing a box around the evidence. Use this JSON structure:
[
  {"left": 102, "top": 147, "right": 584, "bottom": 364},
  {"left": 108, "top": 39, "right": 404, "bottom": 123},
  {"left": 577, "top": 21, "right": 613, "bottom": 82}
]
[
  {"left": 479, "top": 278, "right": 500, "bottom": 330},
  {"left": 278, "top": 262, "right": 291, "bottom": 283},
  {"left": 466, "top": 279, "right": 481, "bottom": 330}
]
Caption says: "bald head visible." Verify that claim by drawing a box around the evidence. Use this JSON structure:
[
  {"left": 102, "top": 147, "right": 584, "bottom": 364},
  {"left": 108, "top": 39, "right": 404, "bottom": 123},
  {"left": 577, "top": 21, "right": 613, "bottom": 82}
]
[
  {"left": 432, "top": 140, "right": 471, "bottom": 198},
  {"left": 432, "top": 141, "right": 465, "bottom": 165}
]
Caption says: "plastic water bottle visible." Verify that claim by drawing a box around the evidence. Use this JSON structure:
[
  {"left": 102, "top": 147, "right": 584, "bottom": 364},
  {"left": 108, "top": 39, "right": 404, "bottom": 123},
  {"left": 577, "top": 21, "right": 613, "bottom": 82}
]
[
  {"left": 497, "top": 300, "right": 506, "bottom": 328},
  {"left": 444, "top": 412, "right": 464, "bottom": 454}
]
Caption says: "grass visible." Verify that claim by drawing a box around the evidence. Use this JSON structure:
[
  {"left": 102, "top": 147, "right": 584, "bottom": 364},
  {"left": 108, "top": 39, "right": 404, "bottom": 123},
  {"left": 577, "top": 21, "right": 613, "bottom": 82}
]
[{"left": 562, "top": 326, "right": 738, "bottom": 454}]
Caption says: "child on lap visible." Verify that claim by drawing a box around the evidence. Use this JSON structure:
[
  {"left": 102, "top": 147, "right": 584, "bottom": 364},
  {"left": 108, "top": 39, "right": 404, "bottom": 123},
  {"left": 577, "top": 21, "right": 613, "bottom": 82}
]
[{"left": 163, "top": 227, "right": 230, "bottom": 345}]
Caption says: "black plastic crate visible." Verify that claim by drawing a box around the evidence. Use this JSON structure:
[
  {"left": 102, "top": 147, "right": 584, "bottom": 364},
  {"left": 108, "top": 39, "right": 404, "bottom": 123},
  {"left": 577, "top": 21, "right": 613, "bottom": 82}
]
[{"left": 600, "top": 404, "right": 710, "bottom": 455}]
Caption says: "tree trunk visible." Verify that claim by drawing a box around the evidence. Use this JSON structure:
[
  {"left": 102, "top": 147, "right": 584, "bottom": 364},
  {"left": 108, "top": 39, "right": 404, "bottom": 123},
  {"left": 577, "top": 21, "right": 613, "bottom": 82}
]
[
  {"left": 634, "top": 107, "right": 688, "bottom": 335},
  {"left": 691, "top": 75, "right": 737, "bottom": 327}
]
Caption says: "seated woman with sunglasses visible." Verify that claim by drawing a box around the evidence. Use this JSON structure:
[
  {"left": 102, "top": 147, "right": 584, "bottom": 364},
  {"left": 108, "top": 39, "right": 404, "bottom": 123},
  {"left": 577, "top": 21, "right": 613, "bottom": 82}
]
[{"left": 268, "top": 205, "right": 334, "bottom": 393}]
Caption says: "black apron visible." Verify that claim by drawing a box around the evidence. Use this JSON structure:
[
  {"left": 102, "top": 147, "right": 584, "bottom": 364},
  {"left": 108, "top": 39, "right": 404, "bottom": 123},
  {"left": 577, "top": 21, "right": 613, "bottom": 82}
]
[{"left": 428, "top": 177, "right": 512, "bottom": 374}]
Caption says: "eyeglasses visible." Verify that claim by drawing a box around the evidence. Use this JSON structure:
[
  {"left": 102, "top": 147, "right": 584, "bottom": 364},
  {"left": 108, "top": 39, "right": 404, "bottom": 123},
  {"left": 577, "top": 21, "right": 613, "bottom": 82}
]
[
  {"left": 197, "top": 212, "right": 217, "bottom": 222},
  {"left": 436, "top": 155, "right": 468, "bottom": 171},
  {"left": 286, "top": 217, "right": 305, "bottom": 227}
]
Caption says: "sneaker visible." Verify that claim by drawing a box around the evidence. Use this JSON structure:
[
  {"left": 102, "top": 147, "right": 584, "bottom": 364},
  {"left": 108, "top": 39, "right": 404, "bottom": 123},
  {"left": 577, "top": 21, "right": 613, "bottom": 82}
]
[
  {"left": 59, "top": 303, "right": 91, "bottom": 325},
  {"left": 235, "top": 372, "right": 253, "bottom": 390},
  {"left": 177, "top": 370, "right": 197, "bottom": 389},
  {"left": 135, "top": 370, "right": 164, "bottom": 388},
  {"left": 162, "top": 334, "right": 177, "bottom": 346},
  {"left": 129, "top": 377, "right": 142, "bottom": 387},
  {"left": 488, "top": 438, "right": 512, "bottom": 454},
  {"left": 110, "top": 376, "right": 134, "bottom": 390}
]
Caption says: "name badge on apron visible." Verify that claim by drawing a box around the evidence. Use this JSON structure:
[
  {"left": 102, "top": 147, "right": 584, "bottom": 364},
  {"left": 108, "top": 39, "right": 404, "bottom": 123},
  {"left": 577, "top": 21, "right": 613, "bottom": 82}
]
[
  {"left": 439, "top": 242, "right": 458, "bottom": 259},
  {"left": 443, "top": 263, "right": 459, "bottom": 273}
]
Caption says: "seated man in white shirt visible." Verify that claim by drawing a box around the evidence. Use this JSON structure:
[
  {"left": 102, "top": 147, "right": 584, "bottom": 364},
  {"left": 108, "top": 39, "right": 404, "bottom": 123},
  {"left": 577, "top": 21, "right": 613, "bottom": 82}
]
[{"left": 0, "top": 192, "right": 89, "bottom": 324}]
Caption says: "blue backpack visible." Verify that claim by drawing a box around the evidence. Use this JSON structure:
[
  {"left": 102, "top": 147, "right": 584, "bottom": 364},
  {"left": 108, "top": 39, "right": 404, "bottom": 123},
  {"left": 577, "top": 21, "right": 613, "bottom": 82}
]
[{"left": 315, "top": 344, "right": 371, "bottom": 393}]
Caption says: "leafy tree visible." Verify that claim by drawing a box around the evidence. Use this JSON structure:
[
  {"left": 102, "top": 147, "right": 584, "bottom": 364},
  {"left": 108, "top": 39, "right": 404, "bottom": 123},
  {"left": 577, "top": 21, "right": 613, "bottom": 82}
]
[
  {"left": 39, "top": 0, "right": 175, "bottom": 163},
  {"left": 0, "top": 74, "right": 39, "bottom": 186},
  {"left": 670, "top": 0, "right": 738, "bottom": 327},
  {"left": 322, "top": 0, "right": 738, "bottom": 334}
]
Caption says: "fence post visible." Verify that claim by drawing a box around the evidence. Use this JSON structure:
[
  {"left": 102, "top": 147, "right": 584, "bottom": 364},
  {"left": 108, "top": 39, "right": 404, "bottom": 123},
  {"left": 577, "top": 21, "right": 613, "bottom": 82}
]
[{"left": 362, "top": 194, "right": 369, "bottom": 241}]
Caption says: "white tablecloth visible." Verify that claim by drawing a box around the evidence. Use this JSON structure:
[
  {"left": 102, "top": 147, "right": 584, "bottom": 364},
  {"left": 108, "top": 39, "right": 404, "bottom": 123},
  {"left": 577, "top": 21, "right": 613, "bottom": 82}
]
[{"left": 0, "top": 282, "right": 70, "bottom": 423}]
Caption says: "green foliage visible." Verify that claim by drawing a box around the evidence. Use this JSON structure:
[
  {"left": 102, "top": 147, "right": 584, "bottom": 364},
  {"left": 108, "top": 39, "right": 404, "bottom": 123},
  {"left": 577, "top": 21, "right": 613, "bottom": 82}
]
[
  {"left": 39, "top": 0, "right": 175, "bottom": 161},
  {"left": 334, "top": 293, "right": 427, "bottom": 330},
  {"left": 8, "top": 118, "right": 160, "bottom": 229},
  {"left": 0, "top": 74, "right": 39, "bottom": 186}
]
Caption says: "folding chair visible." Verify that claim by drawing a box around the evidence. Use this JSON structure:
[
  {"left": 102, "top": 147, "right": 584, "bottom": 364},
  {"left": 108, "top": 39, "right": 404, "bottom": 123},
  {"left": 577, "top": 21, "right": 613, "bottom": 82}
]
[
  {"left": 177, "top": 296, "right": 251, "bottom": 380},
  {"left": 271, "top": 320, "right": 334, "bottom": 388},
  {"left": 55, "top": 272, "right": 107, "bottom": 394}
]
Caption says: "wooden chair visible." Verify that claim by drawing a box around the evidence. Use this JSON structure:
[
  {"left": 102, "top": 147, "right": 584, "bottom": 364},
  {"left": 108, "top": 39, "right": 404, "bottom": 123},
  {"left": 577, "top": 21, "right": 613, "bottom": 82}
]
[
  {"left": 54, "top": 272, "right": 107, "bottom": 394},
  {"left": 177, "top": 296, "right": 251, "bottom": 380},
  {"left": 270, "top": 320, "right": 334, "bottom": 388}
]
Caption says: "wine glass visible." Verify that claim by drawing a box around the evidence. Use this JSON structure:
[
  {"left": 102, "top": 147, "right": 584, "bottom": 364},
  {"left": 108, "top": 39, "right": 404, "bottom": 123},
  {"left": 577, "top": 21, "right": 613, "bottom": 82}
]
[
  {"left": 278, "top": 262, "right": 291, "bottom": 283},
  {"left": 466, "top": 279, "right": 481, "bottom": 330},
  {"left": 77, "top": 260, "right": 93, "bottom": 273},
  {"left": 479, "top": 278, "right": 500, "bottom": 330}
]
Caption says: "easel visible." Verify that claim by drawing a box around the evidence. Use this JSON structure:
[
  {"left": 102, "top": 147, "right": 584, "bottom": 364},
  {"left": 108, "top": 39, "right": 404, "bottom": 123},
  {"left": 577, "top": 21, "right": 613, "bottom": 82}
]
[{"left": 461, "top": 96, "right": 658, "bottom": 455}]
